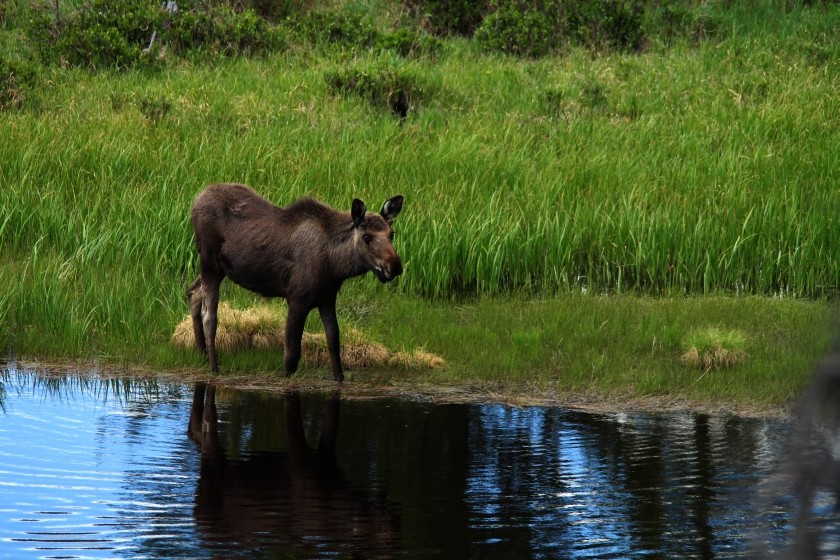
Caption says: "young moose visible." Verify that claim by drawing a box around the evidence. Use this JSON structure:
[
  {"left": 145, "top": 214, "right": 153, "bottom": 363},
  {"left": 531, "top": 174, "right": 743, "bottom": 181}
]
[{"left": 187, "top": 183, "right": 404, "bottom": 381}]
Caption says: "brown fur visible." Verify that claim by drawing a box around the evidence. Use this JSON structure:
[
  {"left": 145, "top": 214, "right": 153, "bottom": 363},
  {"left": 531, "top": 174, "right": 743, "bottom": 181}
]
[{"left": 187, "top": 183, "right": 404, "bottom": 381}]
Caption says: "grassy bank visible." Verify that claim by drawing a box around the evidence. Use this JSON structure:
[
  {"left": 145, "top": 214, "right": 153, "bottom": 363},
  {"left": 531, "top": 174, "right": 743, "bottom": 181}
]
[
  {"left": 1, "top": 2, "right": 838, "bottom": 410},
  {"left": 9, "top": 291, "right": 835, "bottom": 414}
]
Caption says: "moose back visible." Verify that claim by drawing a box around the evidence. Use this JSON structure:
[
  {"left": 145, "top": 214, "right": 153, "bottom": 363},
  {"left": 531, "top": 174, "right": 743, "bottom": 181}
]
[{"left": 187, "top": 183, "right": 404, "bottom": 381}]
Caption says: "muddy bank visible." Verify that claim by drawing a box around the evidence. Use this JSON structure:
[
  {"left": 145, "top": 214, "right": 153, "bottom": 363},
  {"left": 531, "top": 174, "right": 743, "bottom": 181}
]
[{"left": 6, "top": 358, "right": 792, "bottom": 418}]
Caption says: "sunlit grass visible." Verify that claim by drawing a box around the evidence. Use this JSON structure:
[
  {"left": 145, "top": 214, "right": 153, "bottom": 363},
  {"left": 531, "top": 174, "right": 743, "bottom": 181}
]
[
  {"left": 0, "top": 5, "right": 838, "bottom": 408},
  {"left": 680, "top": 327, "right": 748, "bottom": 370},
  {"left": 357, "top": 293, "right": 833, "bottom": 408},
  {"left": 169, "top": 302, "right": 444, "bottom": 370}
]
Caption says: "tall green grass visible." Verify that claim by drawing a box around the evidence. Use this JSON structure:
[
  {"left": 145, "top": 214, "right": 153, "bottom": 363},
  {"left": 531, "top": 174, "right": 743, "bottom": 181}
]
[{"left": 0, "top": 5, "right": 838, "bottom": 367}]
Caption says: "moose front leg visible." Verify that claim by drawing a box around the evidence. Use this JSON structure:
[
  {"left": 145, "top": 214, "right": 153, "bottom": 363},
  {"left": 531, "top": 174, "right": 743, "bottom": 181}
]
[
  {"left": 284, "top": 303, "right": 309, "bottom": 377},
  {"left": 319, "top": 298, "right": 344, "bottom": 382}
]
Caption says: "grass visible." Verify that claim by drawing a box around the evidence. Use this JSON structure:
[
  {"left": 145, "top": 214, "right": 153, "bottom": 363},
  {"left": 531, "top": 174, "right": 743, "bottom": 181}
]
[
  {"left": 0, "top": 3, "right": 838, "bottom": 410},
  {"left": 357, "top": 294, "right": 833, "bottom": 409},
  {"left": 169, "top": 302, "right": 444, "bottom": 369},
  {"left": 680, "top": 327, "right": 748, "bottom": 371}
]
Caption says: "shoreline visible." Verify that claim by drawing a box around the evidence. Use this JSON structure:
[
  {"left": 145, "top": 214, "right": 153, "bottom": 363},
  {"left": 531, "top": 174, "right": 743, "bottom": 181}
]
[{"left": 5, "top": 358, "right": 794, "bottom": 419}]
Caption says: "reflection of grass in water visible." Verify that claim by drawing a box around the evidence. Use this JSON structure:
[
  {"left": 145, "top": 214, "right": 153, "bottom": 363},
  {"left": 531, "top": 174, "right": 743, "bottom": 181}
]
[{"left": 0, "top": 364, "right": 172, "bottom": 408}]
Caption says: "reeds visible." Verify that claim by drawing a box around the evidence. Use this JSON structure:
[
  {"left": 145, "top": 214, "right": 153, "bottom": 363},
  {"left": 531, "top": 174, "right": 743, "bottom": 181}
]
[{"left": 0, "top": 6, "right": 838, "bottom": 363}]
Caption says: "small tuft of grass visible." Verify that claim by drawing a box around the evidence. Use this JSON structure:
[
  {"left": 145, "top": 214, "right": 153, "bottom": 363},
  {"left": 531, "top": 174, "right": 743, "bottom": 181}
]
[
  {"left": 171, "top": 303, "right": 444, "bottom": 370},
  {"left": 680, "top": 327, "right": 748, "bottom": 370}
]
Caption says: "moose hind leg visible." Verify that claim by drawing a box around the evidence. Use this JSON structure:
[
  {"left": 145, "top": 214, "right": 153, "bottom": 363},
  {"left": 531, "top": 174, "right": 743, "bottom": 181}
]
[
  {"left": 201, "top": 276, "right": 222, "bottom": 373},
  {"left": 187, "top": 278, "right": 206, "bottom": 354},
  {"left": 283, "top": 304, "right": 308, "bottom": 377}
]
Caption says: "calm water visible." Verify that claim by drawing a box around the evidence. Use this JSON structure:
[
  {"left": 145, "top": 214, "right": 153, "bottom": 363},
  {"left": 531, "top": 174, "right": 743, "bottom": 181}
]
[{"left": 0, "top": 365, "right": 836, "bottom": 559}]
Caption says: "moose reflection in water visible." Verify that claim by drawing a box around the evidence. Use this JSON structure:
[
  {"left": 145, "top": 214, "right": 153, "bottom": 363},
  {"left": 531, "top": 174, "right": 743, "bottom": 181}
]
[{"left": 187, "top": 382, "right": 400, "bottom": 558}]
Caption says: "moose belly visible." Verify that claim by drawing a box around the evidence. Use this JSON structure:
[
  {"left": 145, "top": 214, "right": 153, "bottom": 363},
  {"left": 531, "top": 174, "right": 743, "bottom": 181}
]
[{"left": 220, "top": 253, "right": 289, "bottom": 298}]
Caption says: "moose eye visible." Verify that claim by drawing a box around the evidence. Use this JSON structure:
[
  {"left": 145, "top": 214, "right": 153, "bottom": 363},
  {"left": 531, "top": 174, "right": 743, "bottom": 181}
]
[
  {"left": 362, "top": 234, "right": 372, "bottom": 245},
  {"left": 388, "top": 231, "right": 395, "bottom": 241}
]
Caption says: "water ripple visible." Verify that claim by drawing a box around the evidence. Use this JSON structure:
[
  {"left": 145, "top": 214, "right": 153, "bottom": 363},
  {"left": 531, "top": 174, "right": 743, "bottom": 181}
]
[{"left": 0, "top": 366, "right": 815, "bottom": 559}]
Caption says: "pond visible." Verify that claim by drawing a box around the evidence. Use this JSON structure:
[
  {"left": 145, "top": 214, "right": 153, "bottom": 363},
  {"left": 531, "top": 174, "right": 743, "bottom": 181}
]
[{"left": 0, "top": 364, "right": 838, "bottom": 559}]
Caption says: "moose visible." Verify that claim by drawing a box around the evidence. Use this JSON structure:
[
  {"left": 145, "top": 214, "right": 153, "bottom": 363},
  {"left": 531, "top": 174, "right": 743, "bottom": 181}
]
[{"left": 187, "top": 183, "right": 404, "bottom": 381}]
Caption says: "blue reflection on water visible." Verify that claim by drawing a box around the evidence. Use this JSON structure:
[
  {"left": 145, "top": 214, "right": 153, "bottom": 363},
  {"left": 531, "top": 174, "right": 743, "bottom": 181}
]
[
  {"left": 0, "top": 369, "right": 201, "bottom": 559},
  {"left": 0, "top": 364, "right": 832, "bottom": 559},
  {"left": 465, "top": 405, "right": 791, "bottom": 559}
]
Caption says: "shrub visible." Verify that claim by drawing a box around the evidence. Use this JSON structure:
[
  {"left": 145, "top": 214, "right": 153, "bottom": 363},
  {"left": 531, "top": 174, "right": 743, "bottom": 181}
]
[
  {"left": 0, "top": 56, "right": 36, "bottom": 110},
  {"left": 293, "top": 9, "right": 378, "bottom": 51},
  {"left": 377, "top": 27, "right": 443, "bottom": 58},
  {"left": 167, "top": 4, "right": 285, "bottom": 57},
  {"left": 474, "top": 4, "right": 560, "bottom": 58},
  {"left": 538, "top": 77, "right": 628, "bottom": 120},
  {"left": 239, "top": 0, "right": 301, "bottom": 22},
  {"left": 325, "top": 62, "right": 435, "bottom": 118},
  {"left": 643, "top": 2, "right": 722, "bottom": 46},
  {"left": 475, "top": 0, "right": 646, "bottom": 58},
  {"left": 25, "top": 1, "right": 285, "bottom": 69},
  {"left": 28, "top": 0, "right": 164, "bottom": 69},
  {"left": 404, "top": 0, "right": 489, "bottom": 36},
  {"left": 565, "top": 0, "right": 645, "bottom": 52},
  {"left": 138, "top": 95, "right": 173, "bottom": 122}
]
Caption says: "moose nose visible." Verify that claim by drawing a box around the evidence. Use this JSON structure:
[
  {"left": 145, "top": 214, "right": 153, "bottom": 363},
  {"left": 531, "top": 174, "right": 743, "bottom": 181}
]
[{"left": 391, "top": 259, "right": 403, "bottom": 277}]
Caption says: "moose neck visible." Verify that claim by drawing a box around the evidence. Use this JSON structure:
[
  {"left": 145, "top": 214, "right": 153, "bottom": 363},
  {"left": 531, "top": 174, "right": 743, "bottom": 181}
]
[{"left": 326, "top": 221, "right": 370, "bottom": 280}]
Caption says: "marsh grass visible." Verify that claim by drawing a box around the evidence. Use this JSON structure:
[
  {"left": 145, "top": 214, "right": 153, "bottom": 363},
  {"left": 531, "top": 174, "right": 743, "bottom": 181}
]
[
  {"left": 680, "top": 327, "right": 748, "bottom": 371},
  {"left": 0, "top": 5, "right": 838, "bottom": 406},
  {"left": 359, "top": 295, "right": 832, "bottom": 408}
]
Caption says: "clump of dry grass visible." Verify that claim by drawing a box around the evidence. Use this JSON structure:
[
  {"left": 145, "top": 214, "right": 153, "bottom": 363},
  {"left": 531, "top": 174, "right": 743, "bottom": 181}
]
[
  {"left": 171, "top": 303, "right": 444, "bottom": 370},
  {"left": 680, "top": 327, "right": 748, "bottom": 370}
]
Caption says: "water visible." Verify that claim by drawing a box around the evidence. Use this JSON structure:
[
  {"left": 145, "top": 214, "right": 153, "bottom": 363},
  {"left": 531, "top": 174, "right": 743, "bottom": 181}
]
[{"left": 0, "top": 365, "right": 836, "bottom": 559}]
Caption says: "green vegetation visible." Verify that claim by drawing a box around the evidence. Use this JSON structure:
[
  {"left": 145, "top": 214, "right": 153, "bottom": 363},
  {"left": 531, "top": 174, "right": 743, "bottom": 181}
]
[
  {"left": 680, "top": 326, "right": 748, "bottom": 371},
  {"left": 364, "top": 295, "right": 831, "bottom": 409},
  {"left": 0, "top": 0, "right": 838, "bottom": 410}
]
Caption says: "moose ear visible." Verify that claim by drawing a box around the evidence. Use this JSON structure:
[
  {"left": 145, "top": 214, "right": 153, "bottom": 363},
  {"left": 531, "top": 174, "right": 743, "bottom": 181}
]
[
  {"left": 351, "top": 198, "right": 367, "bottom": 227},
  {"left": 380, "top": 195, "right": 404, "bottom": 224}
]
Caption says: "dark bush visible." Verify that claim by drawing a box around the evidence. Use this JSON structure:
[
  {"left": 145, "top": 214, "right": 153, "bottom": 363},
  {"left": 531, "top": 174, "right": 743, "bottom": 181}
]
[
  {"left": 579, "top": 79, "right": 608, "bottom": 110},
  {"left": 138, "top": 95, "right": 173, "bottom": 122},
  {"left": 474, "top": 4, "right": 560, "bottom": 57},
  {"left": 565, "top": 0, "right": 645, "bottom": 52},
  {"left": 644, "top": 3, "right": 693, "bottom": 43},
  {"left": 404, "top": 0, "right": 490, "bottom": 36},
  {"left": 475, "top": 0, "right": 646, "bottom": 58},
  {"left": 25, "top": 0, "right": 285, "bottom": 69},
  {"left": 537, "top": 77, "right": 639, "bottom": 120},
  {"left": 238, "top": 0, "right": 300, "bottom": 21},
  {"left": 377, "top": 27, "right": 443, "bottom": 58},
  {"left": 167, "top": 4, "right": 285, "bottom": 57},
  {"left": 293, "top": 9, "right": 378, "bottom": 51},
  {"left": 643, "top": 2, "right": 721, "bottom": 45},
  {"left": 325, "top": 63, "right": 435, "bottom": 118},
  {"left": 27, "top": 0, "right": 164, "bottom": 69},
  {"left": 0, "top": 56, "right": 36, "bottom": 110}
]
